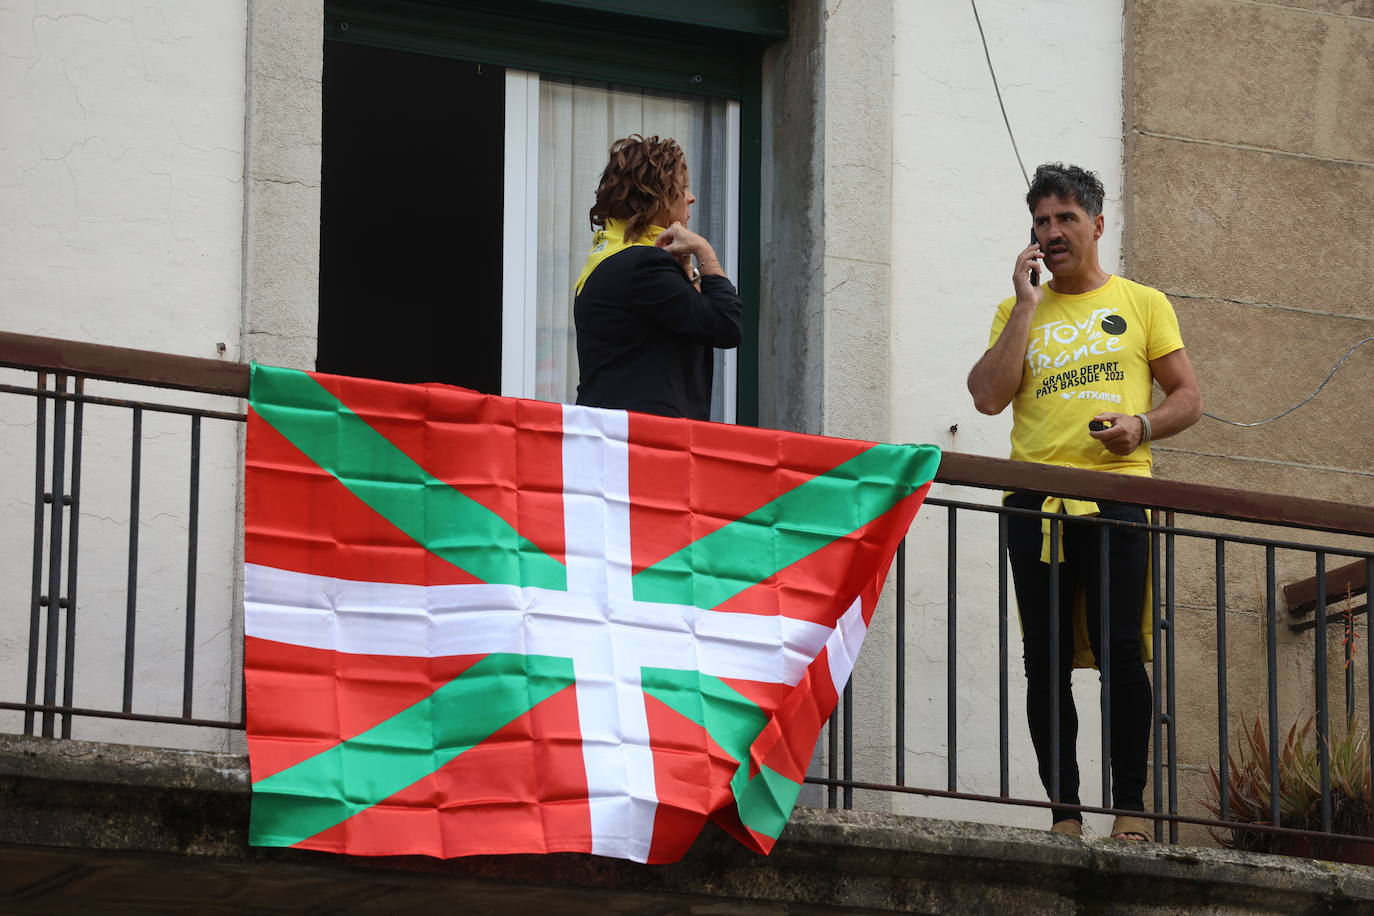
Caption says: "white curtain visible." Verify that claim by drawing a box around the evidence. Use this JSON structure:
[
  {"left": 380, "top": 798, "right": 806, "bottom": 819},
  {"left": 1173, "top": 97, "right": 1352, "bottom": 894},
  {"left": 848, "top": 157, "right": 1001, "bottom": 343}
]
[{"left": 535, "top": 78, "right": 732, "bottom": 419}]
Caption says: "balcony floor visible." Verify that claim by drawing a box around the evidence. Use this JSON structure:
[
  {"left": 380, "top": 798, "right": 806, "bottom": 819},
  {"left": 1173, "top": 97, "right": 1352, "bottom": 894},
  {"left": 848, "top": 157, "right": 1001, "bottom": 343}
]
[{"left": 3, "top": 734, "right": 1373, "bottom": 914}]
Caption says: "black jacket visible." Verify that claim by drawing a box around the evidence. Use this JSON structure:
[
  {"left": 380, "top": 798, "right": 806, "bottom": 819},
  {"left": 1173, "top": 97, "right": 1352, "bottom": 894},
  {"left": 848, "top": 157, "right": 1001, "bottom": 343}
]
[{"left": 574, "top": 245, "right": 741, "bottom": 420}]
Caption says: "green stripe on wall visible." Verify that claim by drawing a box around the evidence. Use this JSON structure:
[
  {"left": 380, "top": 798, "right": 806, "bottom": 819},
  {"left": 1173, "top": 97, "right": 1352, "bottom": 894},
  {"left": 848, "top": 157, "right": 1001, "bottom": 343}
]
[
  {"left": 632, "top": 443, "right": 940, "bottom": 609},
  {"left": 250, "top": 652, "right": 575, "bottom": 848},
  {"left": 250, "top": 365, "right": 567, "bottom": 590}
]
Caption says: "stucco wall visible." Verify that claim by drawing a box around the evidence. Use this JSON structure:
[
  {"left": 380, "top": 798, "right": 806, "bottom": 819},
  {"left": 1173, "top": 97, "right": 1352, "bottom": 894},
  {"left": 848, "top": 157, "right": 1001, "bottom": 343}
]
[
  {"left": 887, "top": 0, "right": 1128, "bottom": 832},
  {"left": 0, "top": 1, "right": 248, "bottom": 749}
]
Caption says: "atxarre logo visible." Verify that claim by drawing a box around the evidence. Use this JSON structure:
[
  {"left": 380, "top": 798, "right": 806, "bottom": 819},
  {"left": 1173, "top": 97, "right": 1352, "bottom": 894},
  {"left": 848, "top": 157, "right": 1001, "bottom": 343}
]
[{"left": 1025, "top": 307, "right": 1126, "bottom": 377}]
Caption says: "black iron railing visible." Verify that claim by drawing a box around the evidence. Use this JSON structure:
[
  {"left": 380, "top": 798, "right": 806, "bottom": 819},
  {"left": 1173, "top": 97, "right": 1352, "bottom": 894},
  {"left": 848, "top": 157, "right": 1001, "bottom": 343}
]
[
  {"left": 3, "top": 330, "right": 1372, "bottom": 855},
  {"left": 818, "top": 456, "right": 1374, "bottom": 854},
  {"left": 1, "top": 332, "right": 248, "bottom": 739}
]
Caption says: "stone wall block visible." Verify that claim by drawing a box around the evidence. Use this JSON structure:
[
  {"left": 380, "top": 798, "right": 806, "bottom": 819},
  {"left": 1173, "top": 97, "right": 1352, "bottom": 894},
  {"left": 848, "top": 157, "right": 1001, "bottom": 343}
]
[
  {"left": 1165, "top": 297, "right": 1374, "bottom": 470},
  {"left": 1167, "top": 605, "right": 1339, "bottom": 770},
  {"left": 1152, "top": 449, "right": 1374, "bottom": 524},
  {"left": 1159, "top": 520, "right": 1302, "bottom": 615},
  {"left": 1128, "top": 135, "right": 1374, "bottom": 319},
  {"left": 246, "top": 77, "right": 323, "bottom": 189},
  {"left": 247, "top": 0, "right": 326, "bottom": 85},
  {"left": 1257, "top": 1, "right": 1374, "bottom": 19},
  {"left": 1134, "top": 0, "right": 1374, "bottom": 163},
  {"left": 821, "top": 257, "right": 893, "bottom": 441},
  {"left": 242, "top": 0, "right": 325, "bottom": 370}
]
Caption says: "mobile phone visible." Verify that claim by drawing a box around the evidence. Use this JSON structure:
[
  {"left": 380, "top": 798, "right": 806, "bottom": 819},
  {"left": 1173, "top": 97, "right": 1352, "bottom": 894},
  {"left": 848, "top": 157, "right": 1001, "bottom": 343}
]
[{"left": 1029, "top": 228, "right": 1040, "bottom": 287}]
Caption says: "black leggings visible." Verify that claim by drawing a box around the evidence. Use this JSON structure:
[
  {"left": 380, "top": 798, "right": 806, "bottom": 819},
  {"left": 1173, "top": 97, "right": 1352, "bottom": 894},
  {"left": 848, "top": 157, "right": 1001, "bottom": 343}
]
[{"left": 1006, "top": 492, "right": 1153, "bottom": 823}]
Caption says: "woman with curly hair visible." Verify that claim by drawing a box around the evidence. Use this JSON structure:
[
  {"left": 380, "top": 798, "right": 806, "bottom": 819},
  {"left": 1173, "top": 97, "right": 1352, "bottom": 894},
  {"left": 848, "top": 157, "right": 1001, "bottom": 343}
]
[{"left": 573, "top": 134, "right": 741, "bottom": 420}]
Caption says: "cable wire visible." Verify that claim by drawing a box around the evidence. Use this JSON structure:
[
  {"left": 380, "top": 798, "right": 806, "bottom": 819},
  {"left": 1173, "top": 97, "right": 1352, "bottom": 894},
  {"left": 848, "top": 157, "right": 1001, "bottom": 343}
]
[
  {"left": 969, "top": 0, "right": 1371, "bottom": 429},
  {"left": 970, "top": 0, "right": 1029, "bottom": 188},
  {"left": 1202, "top": 336, "right": 1374, "bottom": 427}
]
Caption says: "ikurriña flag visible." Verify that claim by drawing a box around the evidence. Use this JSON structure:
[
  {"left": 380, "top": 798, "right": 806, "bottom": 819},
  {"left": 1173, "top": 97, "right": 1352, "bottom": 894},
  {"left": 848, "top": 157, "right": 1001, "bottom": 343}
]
[{"left": 243, "top": 365, "right": 940, "bottom": 864}]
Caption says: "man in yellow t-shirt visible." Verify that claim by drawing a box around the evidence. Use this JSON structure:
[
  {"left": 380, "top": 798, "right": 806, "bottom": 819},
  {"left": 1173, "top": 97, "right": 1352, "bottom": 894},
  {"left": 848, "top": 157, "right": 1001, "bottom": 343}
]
[{"left": 967, "top": 163, "right": 1202, "bottom": 841}]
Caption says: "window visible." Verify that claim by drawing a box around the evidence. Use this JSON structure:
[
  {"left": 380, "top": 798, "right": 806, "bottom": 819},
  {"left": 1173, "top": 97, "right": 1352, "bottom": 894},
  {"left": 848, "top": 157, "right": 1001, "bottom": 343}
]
[
  {"left": 316, "top": 0, "right": 777, "bottom": 423},
  {"left": 504, "top": 74, "right": 739, "bottom": 420}
]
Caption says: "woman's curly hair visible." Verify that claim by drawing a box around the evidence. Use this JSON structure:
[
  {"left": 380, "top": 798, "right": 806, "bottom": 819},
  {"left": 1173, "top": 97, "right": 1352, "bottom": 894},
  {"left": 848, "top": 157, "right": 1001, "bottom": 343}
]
[{"left": 588, "top": 134, "right": 687, "bottom": 243}]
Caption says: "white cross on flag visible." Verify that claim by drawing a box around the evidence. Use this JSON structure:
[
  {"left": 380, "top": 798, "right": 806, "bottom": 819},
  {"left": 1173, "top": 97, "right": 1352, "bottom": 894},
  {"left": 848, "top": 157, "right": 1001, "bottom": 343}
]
[{"left": 244, "top": 365, "right": 939, "bottom": 864}]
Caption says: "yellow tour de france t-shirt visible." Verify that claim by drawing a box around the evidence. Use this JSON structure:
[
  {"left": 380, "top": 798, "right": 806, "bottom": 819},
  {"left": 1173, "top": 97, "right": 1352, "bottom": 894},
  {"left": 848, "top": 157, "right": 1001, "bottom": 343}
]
[{"left": 987, "top": 274, "right": 1185, "bottom": 477}]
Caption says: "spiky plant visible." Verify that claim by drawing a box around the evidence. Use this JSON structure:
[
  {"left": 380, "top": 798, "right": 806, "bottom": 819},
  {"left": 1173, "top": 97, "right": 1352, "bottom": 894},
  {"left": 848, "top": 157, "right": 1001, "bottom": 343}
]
[{"left": 1203, "top": 716, "right": 1371, "bottom": 858}]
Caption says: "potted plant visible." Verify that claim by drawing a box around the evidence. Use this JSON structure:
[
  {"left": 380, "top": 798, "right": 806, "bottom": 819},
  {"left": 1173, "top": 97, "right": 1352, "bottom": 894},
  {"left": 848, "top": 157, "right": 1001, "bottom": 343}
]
[{"left": 1203, "top": 716, "right": 1373, "bottom": 865}]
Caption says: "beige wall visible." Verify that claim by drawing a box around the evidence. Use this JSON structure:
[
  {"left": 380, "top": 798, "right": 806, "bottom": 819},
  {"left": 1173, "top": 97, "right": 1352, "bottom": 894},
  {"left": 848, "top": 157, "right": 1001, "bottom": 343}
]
[{"left": 1125, "top": 0, "right": 1374, "bottom": 843}]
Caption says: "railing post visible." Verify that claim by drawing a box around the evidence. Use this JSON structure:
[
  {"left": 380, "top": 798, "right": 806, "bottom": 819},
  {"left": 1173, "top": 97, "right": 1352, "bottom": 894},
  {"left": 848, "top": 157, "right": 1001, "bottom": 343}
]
[
  {"left": 1215, "top": 539, "right": 1229, "bottom": 823},
  {"left": 998, "top": 511, "right": 1009, "bottom": 798},
  {"left": 182, "top": 414, "right": 201, "bottom": 719},
  {"left": 1151, "top": 509, "right": 1163, "bottom": 841},
  {"left": 1099, "top": 518, "right": 1111, "bottom": 809},
  {"left": 123, "top": 407, "right": 142, "bottom": 713},
  {"left": 41, "top": 375, "right": 69, "bottom": 738},
  {"left": 1314, "top": 553, "right": 1331, "bottom": 833},
  {"left": 947, "top": 506, "right": 957, "bottom": 793},
  {"left": 1367, "top": 558, "right": 1373, "bottom": 807},
  {"left": 827, "top": 704, "right": 838, "bottom": 809},
  {"left": 896, "top": 539, "right": 906, "bottom": 787},
  {"left": 61, "top": 378, "right": 85, "bottom": 738},
  {"left": 24, "top": 372, "right": 49, "bottom": 736},
  {"left": 843, "top": 677, "right": 853, "bottom": 810},
  {"left": 1165, "top": 511, "right": 1178, "bottom": 844},
  {"left": 1049, "top": 515, "right": 1061, "bottom": 809},
  {"left": 1266, "top": 546, "right": 1281, "bottom": 831}
]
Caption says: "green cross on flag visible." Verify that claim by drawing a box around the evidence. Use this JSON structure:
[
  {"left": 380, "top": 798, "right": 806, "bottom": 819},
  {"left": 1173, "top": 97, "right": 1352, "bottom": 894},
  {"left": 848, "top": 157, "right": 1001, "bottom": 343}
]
[{"left": 244, "top": 365, "right": 939, "bottom": 863}]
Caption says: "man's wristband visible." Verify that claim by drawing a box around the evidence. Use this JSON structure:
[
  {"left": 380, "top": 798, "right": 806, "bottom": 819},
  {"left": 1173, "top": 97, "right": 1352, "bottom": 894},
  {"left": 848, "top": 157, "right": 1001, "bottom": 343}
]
[{"left": 1135, "top": 413, "right": 1153, "bottom": 443}]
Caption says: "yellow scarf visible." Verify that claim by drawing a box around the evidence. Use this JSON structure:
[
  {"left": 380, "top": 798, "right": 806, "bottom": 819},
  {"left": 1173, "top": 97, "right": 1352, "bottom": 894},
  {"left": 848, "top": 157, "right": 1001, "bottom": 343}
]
[{"left": 574, "top": 218, "right": 665, "bottom": 295}]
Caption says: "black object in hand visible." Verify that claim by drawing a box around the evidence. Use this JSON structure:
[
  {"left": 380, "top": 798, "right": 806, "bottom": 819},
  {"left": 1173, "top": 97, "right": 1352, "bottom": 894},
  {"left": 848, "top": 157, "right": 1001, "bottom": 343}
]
[
  {"left": 1089, "top": 419, "right": 1112, "bottom": 432},
  {"left": 1030, "top": 228, "right": 1040, "bottom": 287}
]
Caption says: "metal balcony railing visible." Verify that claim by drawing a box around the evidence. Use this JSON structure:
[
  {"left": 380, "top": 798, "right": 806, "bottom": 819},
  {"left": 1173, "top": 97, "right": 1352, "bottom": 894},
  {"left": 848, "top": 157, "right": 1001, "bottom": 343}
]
[{"left": 2, "top": 331, "right": 1372, "bottom": 857}]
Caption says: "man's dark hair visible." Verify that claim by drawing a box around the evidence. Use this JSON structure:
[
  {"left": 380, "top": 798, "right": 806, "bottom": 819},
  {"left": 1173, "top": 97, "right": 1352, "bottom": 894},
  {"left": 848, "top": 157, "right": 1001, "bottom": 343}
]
[{"left": 1026, "top": 163, "right": 1105, "bottom": 218}]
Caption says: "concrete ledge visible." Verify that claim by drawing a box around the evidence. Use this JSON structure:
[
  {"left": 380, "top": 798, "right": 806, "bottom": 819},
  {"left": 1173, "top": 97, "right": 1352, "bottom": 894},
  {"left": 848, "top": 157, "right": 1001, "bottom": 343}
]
[{"left": 4, "top": 733, "right": 1374, "bottom": 913}]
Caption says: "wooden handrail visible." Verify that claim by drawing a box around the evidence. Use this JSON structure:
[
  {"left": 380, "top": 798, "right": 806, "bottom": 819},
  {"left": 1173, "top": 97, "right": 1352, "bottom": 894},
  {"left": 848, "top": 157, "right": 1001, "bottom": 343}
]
[
  {"left": 936, "top": 452, "right": 1374, "bottom": 539},
  {"left": 1, "top": 330, "right": 1371, "bottom": 539},
  {"left": 1283, "top": 558, "right": 1370, "bottom": 616},
  {"left": 0, "top": 330, "right": 249, "bottom": 396}
]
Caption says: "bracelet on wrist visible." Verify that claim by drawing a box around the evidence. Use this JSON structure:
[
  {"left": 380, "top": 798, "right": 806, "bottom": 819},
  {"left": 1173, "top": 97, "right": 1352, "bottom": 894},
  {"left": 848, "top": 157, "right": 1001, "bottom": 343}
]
[{"left": 1135, "top": 413, "right": 1153, "bottom": 443}]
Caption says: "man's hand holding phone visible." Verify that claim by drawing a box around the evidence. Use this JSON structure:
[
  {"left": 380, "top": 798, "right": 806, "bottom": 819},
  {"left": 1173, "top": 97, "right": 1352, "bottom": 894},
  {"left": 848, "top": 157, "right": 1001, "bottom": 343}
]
[{"left": 1012, "top": 237, "right": 1044, "bottom": 308}]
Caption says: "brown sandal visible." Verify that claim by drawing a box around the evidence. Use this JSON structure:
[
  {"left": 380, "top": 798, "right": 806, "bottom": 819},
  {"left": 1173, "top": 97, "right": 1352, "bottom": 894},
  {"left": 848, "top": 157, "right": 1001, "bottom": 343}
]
[
  {"left": 1110, "top": 815, "right": 1152, "bottom": 841},
  {"left": 1050, "top": 819, "right": 1083, "bottom": 837}
]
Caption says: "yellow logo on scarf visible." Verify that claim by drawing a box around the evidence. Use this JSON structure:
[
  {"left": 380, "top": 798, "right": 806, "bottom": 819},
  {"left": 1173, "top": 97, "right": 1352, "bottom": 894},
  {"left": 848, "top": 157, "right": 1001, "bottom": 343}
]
[{"left": 574, "top": 219, "right": 666, "bottom": 295}]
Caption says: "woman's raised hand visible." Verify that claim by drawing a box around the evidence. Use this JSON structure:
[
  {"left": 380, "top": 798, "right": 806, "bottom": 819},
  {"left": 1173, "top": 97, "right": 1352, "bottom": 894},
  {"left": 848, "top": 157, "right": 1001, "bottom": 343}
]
[
  {"left": 657, "top": 222, "right": 725, "bottom": 278},
  {"left": 656, "top": 222, "right": 703, "bottom": 258}
]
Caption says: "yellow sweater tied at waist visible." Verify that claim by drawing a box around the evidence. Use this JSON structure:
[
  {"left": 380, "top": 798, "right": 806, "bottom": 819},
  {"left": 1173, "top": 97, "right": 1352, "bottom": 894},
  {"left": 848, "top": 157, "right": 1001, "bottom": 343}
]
[{"left": 1034, "top": 494, "right": 1155, "bottom": 669}]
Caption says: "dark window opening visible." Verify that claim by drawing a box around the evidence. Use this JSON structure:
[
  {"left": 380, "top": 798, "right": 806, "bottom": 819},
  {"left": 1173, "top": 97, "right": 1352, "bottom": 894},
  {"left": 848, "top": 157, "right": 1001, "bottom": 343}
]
[{"left": 318, "top": 41, "right": 504, "bottom": 393}]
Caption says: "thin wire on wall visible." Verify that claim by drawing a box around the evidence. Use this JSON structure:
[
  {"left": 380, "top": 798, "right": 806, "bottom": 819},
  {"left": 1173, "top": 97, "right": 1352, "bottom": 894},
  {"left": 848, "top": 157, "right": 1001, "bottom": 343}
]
[{"left": 968, "top": 0, "right": 1370, "bottom": 428}]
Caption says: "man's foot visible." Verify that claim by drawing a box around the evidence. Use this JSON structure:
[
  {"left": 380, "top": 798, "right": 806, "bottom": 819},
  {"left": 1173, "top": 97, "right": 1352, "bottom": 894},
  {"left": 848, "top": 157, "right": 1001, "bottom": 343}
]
[
  {"left": 1050, "top": 819, "right": 1083, "bottom": 837},
  {"left": 1110, "top": 815, "right": 1152, "bottom": 841}
]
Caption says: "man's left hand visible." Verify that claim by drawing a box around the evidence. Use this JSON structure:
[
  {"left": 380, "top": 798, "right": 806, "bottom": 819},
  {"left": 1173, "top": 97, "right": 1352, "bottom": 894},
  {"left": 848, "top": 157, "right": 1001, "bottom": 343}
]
[{"left": 1090, "top": 412, "right": 1144, "bottom": 455}]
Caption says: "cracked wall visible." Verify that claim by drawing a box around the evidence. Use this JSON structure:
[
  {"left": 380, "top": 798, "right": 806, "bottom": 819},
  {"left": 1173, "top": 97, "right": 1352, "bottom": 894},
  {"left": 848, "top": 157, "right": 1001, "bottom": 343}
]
[{"left": 0, "top": 0, "right": 248, "bottom": 751}]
